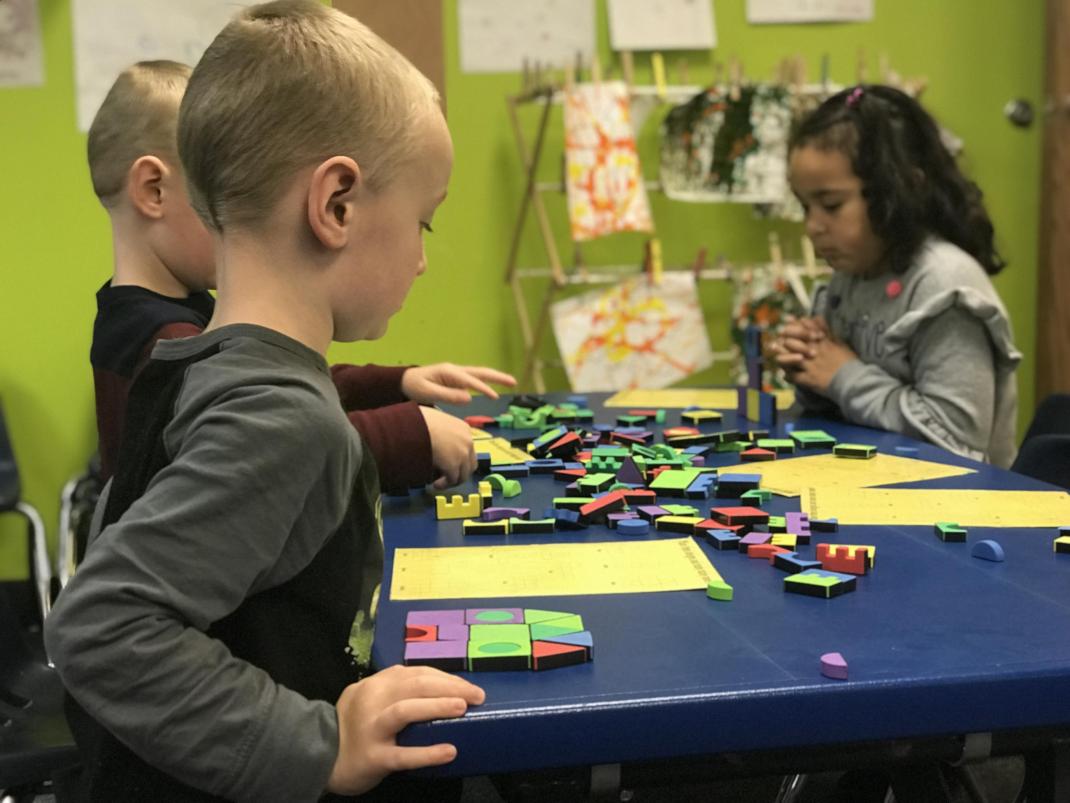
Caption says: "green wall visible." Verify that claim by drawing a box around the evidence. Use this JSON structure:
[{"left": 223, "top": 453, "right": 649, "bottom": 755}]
[{"left": 0, "top": 0, "right": 1045, "bottom": 576}]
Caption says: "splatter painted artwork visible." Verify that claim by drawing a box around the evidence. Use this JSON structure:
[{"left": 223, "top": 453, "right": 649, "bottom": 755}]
[
  {"left": 564, "top": 81, "right": 654, "bottom": 241},
  {"left": 550, "top": 272, "right": 714, "bottom": 391}
]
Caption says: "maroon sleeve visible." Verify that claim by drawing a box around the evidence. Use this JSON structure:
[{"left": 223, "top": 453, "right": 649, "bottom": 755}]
[
  {"left": 330, "top": 363, "right": 413, "bottom": 411},
  {"left": 95, "top": 321, "right": 205, "bottom": 482},
  {"left": 348, "top": 402, "right": 435, "bottom": 492}
]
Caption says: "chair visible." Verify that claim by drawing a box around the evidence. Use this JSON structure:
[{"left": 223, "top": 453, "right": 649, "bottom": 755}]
[
  {"left": 56, "top": 453, "right": 103, "bottom": 592},
  {"left": 0, "top": 400, "right": 79, "bottom": 799},
  {"left": 1012, "top": 394, "right": 1070, "bottom": 491}
]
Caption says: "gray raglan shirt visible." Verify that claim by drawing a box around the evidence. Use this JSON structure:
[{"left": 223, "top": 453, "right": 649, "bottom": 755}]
[
  {"left": 45, "top": 325, "right": 374, "bottom": 802},
  {"left": 795, "top": 237, "right": 1021, "bottom": 467}
]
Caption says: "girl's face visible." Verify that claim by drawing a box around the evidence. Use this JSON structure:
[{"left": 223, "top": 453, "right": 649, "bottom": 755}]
[{"left": 789, "top": 145, "right": 887, "bottom": 277}]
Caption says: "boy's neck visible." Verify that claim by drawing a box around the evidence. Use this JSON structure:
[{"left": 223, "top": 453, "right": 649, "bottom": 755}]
[
  {"left": 207, "top": 231, "right": 334, "bottom": 357},
  {"left": 110, "top": 216, "right": 191, "bottom": 298}
]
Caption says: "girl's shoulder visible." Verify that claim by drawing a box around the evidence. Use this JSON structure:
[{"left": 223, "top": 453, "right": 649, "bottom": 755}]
[{"left": 907, "top": 237, "right": 993, "bottom": 294}]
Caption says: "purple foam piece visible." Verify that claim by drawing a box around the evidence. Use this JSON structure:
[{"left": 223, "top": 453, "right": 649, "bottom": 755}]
[
  {"left": 637, "top": 505, "right": 671, "bottom": 521},
  {"left": 740, "top": 531, "right": 772, "bottom": 547},
  {"left": 607, "top": 512, "right": 640, "bottom": 529},
  {"left": 466, "top": 607, "right": 524, "bottom": 625},
  {"left": 437, "top": 624, "right": 469, "bottom": 641},
  {"left": 405, "top": 640, "right": 467, "bottom": 662},
  {"left": 406, "top": 609, "right": 465, "bottom": 627},
  {"left": 690, "top": 456, "right": 706, "bottom": 466},
  {"left": 820, "top": 651, "right": 849, "bottom": 680},
  {"left": 482, "top": 507, "right": 531, "bottom": 522},
  {"left": 614, "top": 426, "right": 646, "bottom": 435},
  {"left": 617, "top": 518, "right": 650, "bottom": 535},
  {"left": 786, "top": 511, "right": 811, "bottom": 534}
]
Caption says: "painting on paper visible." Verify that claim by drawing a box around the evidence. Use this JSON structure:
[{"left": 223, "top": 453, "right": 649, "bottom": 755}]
[
  {"left": 551, "top": 273, "right": 714, "bottom": 391},
  {"left": 564, "top": 81, "right": 654, "bottom": 241}
]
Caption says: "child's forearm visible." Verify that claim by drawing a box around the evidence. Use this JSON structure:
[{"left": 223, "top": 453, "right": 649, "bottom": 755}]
[{"left": 825, "top": 310, "right": 997, "bottom": 461}]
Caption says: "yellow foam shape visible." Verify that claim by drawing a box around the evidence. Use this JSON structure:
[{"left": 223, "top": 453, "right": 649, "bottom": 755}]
[
  {"left": 604, "top": 388, "right": 795, "bottom": 410},
  {"left": 390, "top": 538, "right": 722, "bottom": 600},
  {"left": 718, "top": 453, "right": 975, "bottom": 497},
  {"left": 804, "top": 487, "right": 1070, "bottom": 528}
]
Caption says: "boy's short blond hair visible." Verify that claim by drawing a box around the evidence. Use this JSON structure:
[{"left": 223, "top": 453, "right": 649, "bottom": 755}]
[
  {"left": 87, "top": 60, "right": 191, "bottom": 207},
  {"left": 178, "top": 0, "right": 440, "bottom": 232}
]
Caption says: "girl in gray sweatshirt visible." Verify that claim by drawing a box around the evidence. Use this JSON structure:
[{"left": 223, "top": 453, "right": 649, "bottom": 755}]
[{"left": 774, "top": 85, "right": 1019, "bottom": 467}]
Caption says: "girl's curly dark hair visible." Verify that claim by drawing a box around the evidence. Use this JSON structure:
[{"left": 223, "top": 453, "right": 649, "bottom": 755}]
[{"left": 789, "top": 85, "right": 1004, "bottom": 275}]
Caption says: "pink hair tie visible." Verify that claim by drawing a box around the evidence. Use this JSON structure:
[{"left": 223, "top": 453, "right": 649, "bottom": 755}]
[{"left": 846, "top": 86, "right": 864, "bottom": 108}]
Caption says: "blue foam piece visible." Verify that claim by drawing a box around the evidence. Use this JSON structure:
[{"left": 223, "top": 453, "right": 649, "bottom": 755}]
[
  {"left": 783, "top": 423, "right": 795, "bottom": 433},
  {"left": 567, "top": 395, "right": 589, "bottom": 406},
  {"left": 719, "top": 473, "right": 761, "bottom": 485},
  {"left": 551, "top": 509, "right": 587, "bottom": 530},
  {"left": 543, "top": 630, "right": 593, "bottom": 650},
  {"left": 495, "top": 464, "right": 531, "bottom": 478},
  {"left": 895, "top": 445, "right": 919, "bottom": 456},
  {"left": 617, "top": 519, "right": 650, "bottom": 535},
  {"left": 971, "top": 539, "right": 1005, "bottom": 562}
]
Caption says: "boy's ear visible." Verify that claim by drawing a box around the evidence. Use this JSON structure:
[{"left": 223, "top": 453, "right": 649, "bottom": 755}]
[
  {"left": 307, "top": 157, "right": 361, "bottom": 250},
  {"left": 126, "top": 156, "right": 168, "bottom": 220}
]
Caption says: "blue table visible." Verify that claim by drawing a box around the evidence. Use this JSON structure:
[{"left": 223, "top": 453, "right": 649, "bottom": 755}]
[{"left": 373, "top": 395, "right": 1070, "bottom": 794}]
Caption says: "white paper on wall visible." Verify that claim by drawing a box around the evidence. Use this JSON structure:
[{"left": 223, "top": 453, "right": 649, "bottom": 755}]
[
  {"left": 458, "top": 0, "right": 595, "bottom": 74},
  {"left": 71, "top": 0, "right": 257, "bottom": 131},
  {"left": 746, "top": 0, "right": 873, "bottom": 24},
  {"left": 0, "top": 0, "right": 44, "bottom": 88},
  {"left": 607, "top": 0, "right": 716, "bottom": 51}
]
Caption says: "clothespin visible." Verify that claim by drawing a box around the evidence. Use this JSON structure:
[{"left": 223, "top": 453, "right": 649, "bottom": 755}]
[
  {"left": 645, "top": 238, "right": 664, "bottom": 286},
  {"left": 691, "top": 246, "right": 708, "bottom": 280},
  {"left": 575, "top": 50, "right": 585, "bottom": 83},
  {"left": 793, "top": 55, "right": 806, "bottom": 90},
  {"left": 522, "top": 58, "right": 531, "bottom": 93},
  {"left": 768, "top": 231, "right": 784, "bottom": 282},
  {"left": 802, "top": 235, "right": 817, "bottom": 280},
  {"left": 729, "top": 56, "right": 742, "bottom": 102},
  {"left": 620, "top": 50, "right": 635, "bottom": 89},
  {"left": 651, "top": 52, "right": 667, "bottom": 100}
]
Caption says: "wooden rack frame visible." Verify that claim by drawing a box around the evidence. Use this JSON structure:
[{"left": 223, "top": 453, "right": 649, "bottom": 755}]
[{"left": 504, "top": 81, "right": 833, "bottom": 393}]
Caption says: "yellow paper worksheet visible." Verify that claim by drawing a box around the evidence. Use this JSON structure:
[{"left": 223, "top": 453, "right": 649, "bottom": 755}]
[
  {"left": 720, "top": 453, "right": 976, "bottom": 497},
  {"left": 604, "top": 388, "right": 796, "bottom": 410},
  {"left": 803, "top": 486, "right": 1070, "bottom": 528},
  {"left": 390, "top": 538, "right": 721, "bottom": 600},
  {"left": 470, "top": 428, "right": 532, "bottom": 465}
]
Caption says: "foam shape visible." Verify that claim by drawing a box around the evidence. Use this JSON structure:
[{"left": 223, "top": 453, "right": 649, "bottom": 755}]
[
  {"left": 971, "top": 539, "right": 1005, "bottom": 562},
  {"left": 406, "top": 609, "right": 465, "bottom": 627},
  {"left": 617, "top": 518, "right": 651, "bottom": 535},
  {"left": 820, "top": 652, "right": 848, "bottom": 680},
  {"left": 466, "top": 608, "right": 524, "bottom": 625},
  {"left": 706, "top": 580, "right": 733, "bottom": 601}
]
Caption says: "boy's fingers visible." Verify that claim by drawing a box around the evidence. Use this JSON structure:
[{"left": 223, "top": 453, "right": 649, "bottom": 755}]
[
  {"left": 379, "top": 697, "right": 472, "bottom": 736},
  {"left": 404, "top": 671, "right": 486, "bottom": 704},
  {"left": 380, "top": 743, "right": 459, "bottom": 773},
  {"left": 462, "top": 367, "right": 518, "bottom": 387}
]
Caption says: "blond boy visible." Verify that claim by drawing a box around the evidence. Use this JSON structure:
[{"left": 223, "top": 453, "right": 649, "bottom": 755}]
[
  {"left": 88, "top": 61, "right": 513, "bottom": 492},
  {"left": 50, "top": 4, "right": 488, "bottom": 801}
]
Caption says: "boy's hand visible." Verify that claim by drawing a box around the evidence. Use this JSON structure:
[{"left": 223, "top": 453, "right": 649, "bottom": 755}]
[
  {"left": 401, "top": 364, "right": 518, "bottom": 406},
  {"left": 326, "top": 665, "right": 485, "bottom": 796},
  {"left": 784, "top": 336, "right": 857, "bottom": 394},
  {"left": 420, "top": 407, "right": 477, "bottom": 488}
]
